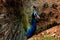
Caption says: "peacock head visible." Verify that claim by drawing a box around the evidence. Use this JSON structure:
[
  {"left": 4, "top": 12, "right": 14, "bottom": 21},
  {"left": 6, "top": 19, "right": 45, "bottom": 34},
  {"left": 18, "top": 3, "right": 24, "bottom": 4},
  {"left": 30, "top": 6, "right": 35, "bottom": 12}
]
[{"left": 32, "top": 6, "right": 40, "bottom": 19}]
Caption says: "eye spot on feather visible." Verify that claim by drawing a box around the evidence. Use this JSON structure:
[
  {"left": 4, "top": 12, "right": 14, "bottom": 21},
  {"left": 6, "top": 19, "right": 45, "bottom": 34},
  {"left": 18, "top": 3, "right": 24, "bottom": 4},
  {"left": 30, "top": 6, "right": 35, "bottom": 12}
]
[
  {"left": 48, "top": 12, "right": 54, "bottom": 17},
  {"left": 55, "top": 15, "right": 58, "bottom": 19},
  {"left": 51, "top": 3, "right": 58, "bottom": 9}
]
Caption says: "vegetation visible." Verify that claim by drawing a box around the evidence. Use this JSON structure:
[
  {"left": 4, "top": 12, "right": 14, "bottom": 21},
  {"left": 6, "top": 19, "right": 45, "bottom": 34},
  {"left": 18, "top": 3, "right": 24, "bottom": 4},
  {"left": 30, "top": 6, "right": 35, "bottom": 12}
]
[
  {"left": 43, "top": 35, "right": 58, "bottom": 40},
  {"left": 32, "top": 37, "right": 38, "bottom": 40}
]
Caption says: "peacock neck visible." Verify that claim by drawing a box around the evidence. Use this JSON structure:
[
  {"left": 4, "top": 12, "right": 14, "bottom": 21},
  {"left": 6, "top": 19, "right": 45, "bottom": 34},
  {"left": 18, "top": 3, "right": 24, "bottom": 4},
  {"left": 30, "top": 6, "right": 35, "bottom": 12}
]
[
  {"left": 31, "top": 18, "right": 37, "bottom": 25},
  {"left": 27, "top": 18, "right": 37, "bottom": 31}
]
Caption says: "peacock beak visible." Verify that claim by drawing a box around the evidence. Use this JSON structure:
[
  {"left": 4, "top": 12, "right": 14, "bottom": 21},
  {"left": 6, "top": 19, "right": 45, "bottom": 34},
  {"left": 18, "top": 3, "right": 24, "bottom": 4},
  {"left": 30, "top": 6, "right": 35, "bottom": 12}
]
[{"left": 36, "top": 15, "right": 40, "bottom": 19}]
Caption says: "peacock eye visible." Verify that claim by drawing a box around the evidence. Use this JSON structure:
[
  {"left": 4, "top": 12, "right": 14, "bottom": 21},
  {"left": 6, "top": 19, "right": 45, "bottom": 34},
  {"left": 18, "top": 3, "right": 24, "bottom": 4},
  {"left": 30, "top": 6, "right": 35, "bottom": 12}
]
[
  {"left": 34, "top": 14, "right": 37, "bottom": 16},
  {"left": 34, "top": 12, "right": 37, "bottom": 16}
]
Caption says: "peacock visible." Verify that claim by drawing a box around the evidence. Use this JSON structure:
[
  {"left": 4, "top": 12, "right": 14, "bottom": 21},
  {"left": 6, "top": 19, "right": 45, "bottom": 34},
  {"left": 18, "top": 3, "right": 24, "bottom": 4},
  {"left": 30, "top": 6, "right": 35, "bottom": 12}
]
[{"left": 27, "top": 6, "right": 40, "bottom": 38}]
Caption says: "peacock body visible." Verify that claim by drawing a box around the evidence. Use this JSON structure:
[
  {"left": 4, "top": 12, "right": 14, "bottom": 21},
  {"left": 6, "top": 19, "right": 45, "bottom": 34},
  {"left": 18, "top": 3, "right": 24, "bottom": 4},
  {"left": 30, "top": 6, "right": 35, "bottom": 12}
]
[{"left": 27, "top": 9, "right": 39, "bottom": 38}]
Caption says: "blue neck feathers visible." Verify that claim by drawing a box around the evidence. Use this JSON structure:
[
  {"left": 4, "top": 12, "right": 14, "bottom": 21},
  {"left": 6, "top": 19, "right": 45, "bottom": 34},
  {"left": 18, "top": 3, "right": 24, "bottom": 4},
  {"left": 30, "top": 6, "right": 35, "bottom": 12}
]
[
  {"left": 27, "top": 9, "right": 38, "bottom": 38},
  {"left": 27, "top": 18, "right": 37, "bottom": 38}
]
